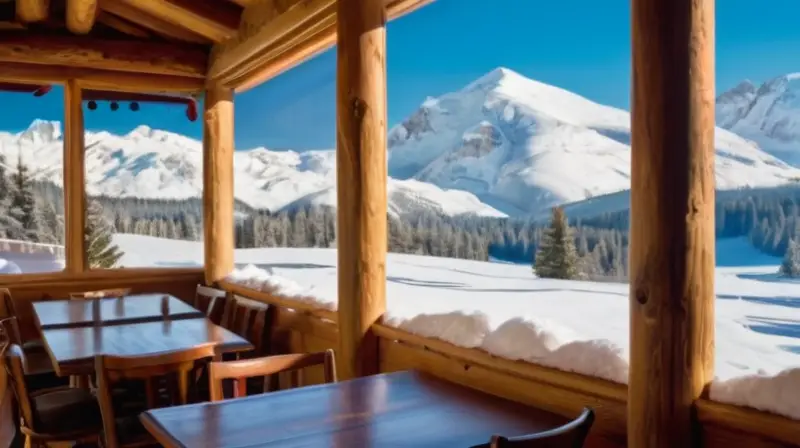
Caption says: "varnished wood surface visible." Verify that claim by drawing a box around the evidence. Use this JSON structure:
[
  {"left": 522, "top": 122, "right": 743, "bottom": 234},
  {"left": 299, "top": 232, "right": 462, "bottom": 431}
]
[
  {"left": 628, "top": 0, "right": 716, "bottom": 447},
  {"left": 40, "top": 318, "right": 252, "bottom": 376},
  {"left": 141, "top": 370, "right": 566, "bottom": 448},
  {"left": 335, "top": 0, "right": 388, "bottom": 380},
  {"left": 33, "top": 294, "right": 203, "bottom": 329}
]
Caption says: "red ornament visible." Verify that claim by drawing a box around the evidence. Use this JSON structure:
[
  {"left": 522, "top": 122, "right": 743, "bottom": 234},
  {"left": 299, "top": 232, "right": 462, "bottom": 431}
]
[{"left": 186, "top": 100, "right": 198, "bottom": 122}]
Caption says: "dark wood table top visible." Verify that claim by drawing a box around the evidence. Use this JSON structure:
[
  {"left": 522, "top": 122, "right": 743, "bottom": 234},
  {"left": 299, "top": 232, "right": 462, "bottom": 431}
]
[
  {"left": 33, "top": 294, "right": 204, "bottom": 330},
  {"left": 40, "top": 318, "right": 253, "bottom": 376},
  {"left": 140, "top": 370, "right": 567, "bottom": 448}
]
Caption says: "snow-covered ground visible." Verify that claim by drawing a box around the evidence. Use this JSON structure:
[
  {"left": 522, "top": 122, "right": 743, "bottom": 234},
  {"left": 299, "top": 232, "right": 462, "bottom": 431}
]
[{"left": 104, "top": 234, "right": 800, "bottom": 419}]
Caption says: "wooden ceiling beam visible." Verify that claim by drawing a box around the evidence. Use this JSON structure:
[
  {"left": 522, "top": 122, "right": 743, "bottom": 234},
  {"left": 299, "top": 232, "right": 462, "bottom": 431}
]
[
  {"left": 16, "top": 0, "right": 50, "bottom": 23},
  {"left": 116, "top": 0, "right": 240, "bottom": 43},
  {"left": 101, "top": 1, "right": 210, "bottom": 44},
  {"left": 213, "top": 0, "right": 432, "bottom": 92},
  {"left": 95, "top": 11, "right": 151, "bottom": 39},
  {"left": 208, "top": 0, "right": 334, "bottom": 84},
  {"left": 66, "top": 0, "right": 99, "bottom": 34},
  {"left": 0, "top": 34, "right": 207, "bottom": 78},
  {"left": 0, "top": 61, "right": 204, "bottom": 93}
]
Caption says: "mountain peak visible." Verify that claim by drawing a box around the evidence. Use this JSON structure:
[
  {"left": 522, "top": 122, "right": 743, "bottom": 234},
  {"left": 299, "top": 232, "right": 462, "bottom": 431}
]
[
  {"left": 20, "top": 119, "right": 61, "bottom": 143},
  {"left": 129, "top": 125, "right": 154, "bottom": 137},
  {"left": 463, "top": 67, "right": 528, "bottom": 92}
]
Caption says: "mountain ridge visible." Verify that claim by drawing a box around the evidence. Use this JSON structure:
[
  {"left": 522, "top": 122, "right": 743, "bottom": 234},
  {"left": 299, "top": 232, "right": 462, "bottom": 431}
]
[{"left": 3, "top": 67, "right": 800, "bottom": 220}]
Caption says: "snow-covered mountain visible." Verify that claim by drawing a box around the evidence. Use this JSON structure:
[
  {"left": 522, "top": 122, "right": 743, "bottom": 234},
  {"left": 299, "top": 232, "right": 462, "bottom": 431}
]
[
  {"left": 717, "top": 74, "right": 800, "bottom": 166},
  {"left": 389, "top": 67, "right": 800, "bottom": 215},
  {"left": 0, "top": 120, "right": 504, "bottom": 219},
  {"left": 3, "top": 68, "right": 800, "bottom": 220}
]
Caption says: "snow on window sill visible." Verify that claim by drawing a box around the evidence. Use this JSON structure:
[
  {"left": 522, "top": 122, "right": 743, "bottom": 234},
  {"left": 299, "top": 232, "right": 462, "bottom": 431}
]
[
  {"left": 224, "top": 264, "right": 337, "bottom": 312},
  {"left": 221, "top": 263, "right": 800, "bottom": 421}
]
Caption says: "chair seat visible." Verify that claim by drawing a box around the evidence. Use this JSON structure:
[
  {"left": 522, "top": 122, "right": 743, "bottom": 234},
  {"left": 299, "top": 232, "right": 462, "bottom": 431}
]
[
  {"left": 31, "top": 387, "right": 103, "bottom": 434},
  {"left": 24, "top": 349, "right": 56, "bottom": 376}
]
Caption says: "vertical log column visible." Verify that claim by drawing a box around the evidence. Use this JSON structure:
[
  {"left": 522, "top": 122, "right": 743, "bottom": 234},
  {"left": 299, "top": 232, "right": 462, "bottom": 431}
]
[
  {"left": 629, "top": 0, "right": 715, "bottom": 447},
  {"left": 64, "top": 80, "right": 87, "bottom": 273},
  {"left": 203, "top": 87, "right": 235, "bottom": 285},
  {"left": 336, "top": 0, "right": 388, "bottom": 380}
]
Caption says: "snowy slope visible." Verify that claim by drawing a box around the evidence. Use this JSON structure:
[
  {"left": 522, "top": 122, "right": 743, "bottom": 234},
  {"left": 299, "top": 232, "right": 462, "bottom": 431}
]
[
  {"left": 0, "top": 120, "right": 504, "bottom": 218},
  {"left": 717, "top": 74, "right": 800, "bottom": 166},
  {"left": 389, "top": 67, "right": 800, "bottom": 216}
]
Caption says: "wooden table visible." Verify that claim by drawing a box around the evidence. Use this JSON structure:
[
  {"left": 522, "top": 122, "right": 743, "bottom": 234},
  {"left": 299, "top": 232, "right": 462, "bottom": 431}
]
[
  {"left": 33, "top": 294, "right": 204, "bottom": 329},
  {"left": 140, "top": 370, "right": 566, "bottom": 448},
  {"left": 38, "top": 318, "right": 252, "bottom": 376}
]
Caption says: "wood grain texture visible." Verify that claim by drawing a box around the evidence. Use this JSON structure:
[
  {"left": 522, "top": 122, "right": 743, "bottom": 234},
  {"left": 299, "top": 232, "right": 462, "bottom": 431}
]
[
  {"left": 40, "top": 317, "right": 252, "bottom": 376},
  {"left": 628, "top": 0, "right": 716, "bottom": 447},
  {"left": 202, "top": 86, "right": 235, "bottom": 285},
  {"left": 0, "top": 34, "right": 207, "bottom": 78},
  {"left": 218, "top": 0, "right": 433, "bottom": 92},
  {"left": 116, "top": 0, "right": 239, "bottom": 43},
  {"left": 16, "top": 0, "right": 49, "bottom": 23},
  {"left": 100, "top": 0, "right": 210, "bottom": 44},
  {"left": 96, "top": 11, "right": 151, "bottom": 38},
  {"left": 33, "top": 294, "right": 203, "bottom": 329},
  {"left": 63, "top": 80, "right": 87, "bottom": 275},
  {"left": 697, "top": 400, "right": 800, "bottom": 447},
  {"left": 335, "top": 0, "right": 388, "bottom": 380},
  {"left": 66, "top": 0, "right": 98, "bottom": 34},
  {"left": 141, "top": 370, "right": 566, "bottom": 448},
  {"left": 0, "top": 61, "right": 204, "bottom": 93}
]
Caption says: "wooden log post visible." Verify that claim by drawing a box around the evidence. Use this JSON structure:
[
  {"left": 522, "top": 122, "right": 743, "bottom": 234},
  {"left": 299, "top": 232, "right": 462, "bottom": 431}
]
[
  {"left": 63, "top": 80, "right": 88, "bottom": 273},
  {"left": 335, "top": 0, "right": 388, "bottom": 380},
  {"left": 629, "top": 0, "right": 716, "bottom": 447},
  {"left": 202, "top": 87, "right": 235, "bottom": 286}
]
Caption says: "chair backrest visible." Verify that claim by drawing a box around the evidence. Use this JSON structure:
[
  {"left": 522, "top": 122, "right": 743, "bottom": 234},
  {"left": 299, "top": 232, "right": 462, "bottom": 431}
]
[
  {"left": 69, "top": 288, "right": 132, "bottom": 300},
  {"left": 95, "top": 344, "right": 217, "bottom": 448},
  {"left": 3, "top": 344, "right": 34, "bottom": 431},
  {"left": 0, "top": 288, "right": 14, "bottom": 318},
  {"left": 194, "top": 285, "right": 226, "bottom": 316},
  {"left": 489, "top": 408, "right": 595, "bottom": 448},
  {"left": 221, "top": 294, "right": 273, "bottom": 355},
  {"left": 208, "top": 350, "right": 337, "bottom": 402}
]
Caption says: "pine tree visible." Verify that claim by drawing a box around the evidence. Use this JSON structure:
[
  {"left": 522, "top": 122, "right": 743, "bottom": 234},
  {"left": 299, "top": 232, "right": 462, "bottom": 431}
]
[
  {"left": 85, "top": 200, "right": 124, "bottom": 269},
  {"left": 8, "top": 154, "right": 40, "bottom": 242},
  {"left": 533, "top": 207, "right": 580, "bottom": 279},
  {"left": 779, "top": 238, "right": 800, "bottom": 277}
]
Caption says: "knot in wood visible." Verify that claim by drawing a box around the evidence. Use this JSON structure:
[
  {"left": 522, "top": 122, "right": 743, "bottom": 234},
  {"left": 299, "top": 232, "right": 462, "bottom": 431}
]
[
  {"left": 634, "top": 288, "right": 648, "bottom": 305},
  {"left": 351, "top": 97, "right": 367, "bottom": 120}
]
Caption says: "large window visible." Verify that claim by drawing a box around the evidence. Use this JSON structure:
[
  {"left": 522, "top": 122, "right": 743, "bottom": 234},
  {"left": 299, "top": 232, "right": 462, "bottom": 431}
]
[
  {"left": 0, "top": 89, "right": 66, "bottom": 275},
  {"left": 228, "top": 49, "right": 337, "bottom": 303},
  {"left": 82, "top": 95, "right": 203, "bottom": 269}
]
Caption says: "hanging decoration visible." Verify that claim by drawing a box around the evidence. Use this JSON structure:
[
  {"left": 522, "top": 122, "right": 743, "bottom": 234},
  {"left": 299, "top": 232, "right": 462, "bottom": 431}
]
[{"left": 0, "top": 83, "right": 198, "bottom": 122}]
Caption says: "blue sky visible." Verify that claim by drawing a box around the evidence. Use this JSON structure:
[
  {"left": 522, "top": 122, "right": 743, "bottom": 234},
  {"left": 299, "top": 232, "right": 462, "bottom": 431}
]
[{"left": 2, "top": 0, "right": 800, "bottom": 149}]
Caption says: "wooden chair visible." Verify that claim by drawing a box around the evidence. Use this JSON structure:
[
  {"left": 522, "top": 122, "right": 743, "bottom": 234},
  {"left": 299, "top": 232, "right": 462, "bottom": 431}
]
[
  {"left": 95, "top": 344, "right": 217, "bottom": 448},
  {"left": 4, "top": 344, "right": 102, "bottom": 448},
  {"left": 221, "top": 294, "right": 273, "bottom": 356},
  {"left": 194, "top": 285, "right": 226, "bottom": 316},
  {"left": 489, "top": 407, "right": 595, "bottom": 448},
  {"left": 208, "top": 350, "right": 337, "bottom": 401},
  {"left": 69, "top": 287, "right": 132, "bottom": 300},
  {"left": 203, "top": 294, "right": 276, "bottom": 397},
  {"left": 0, "top": 315, "right": 56, "bottom": 382}
]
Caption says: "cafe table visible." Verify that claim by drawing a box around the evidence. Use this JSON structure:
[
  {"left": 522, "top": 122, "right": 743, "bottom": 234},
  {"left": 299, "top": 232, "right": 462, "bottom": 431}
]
[
  {"left": 140, "top": 370, "right": 566, "bottom": 448},
  {"left": 31, "top": 294, "right": 252, "bottom": 376}
]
